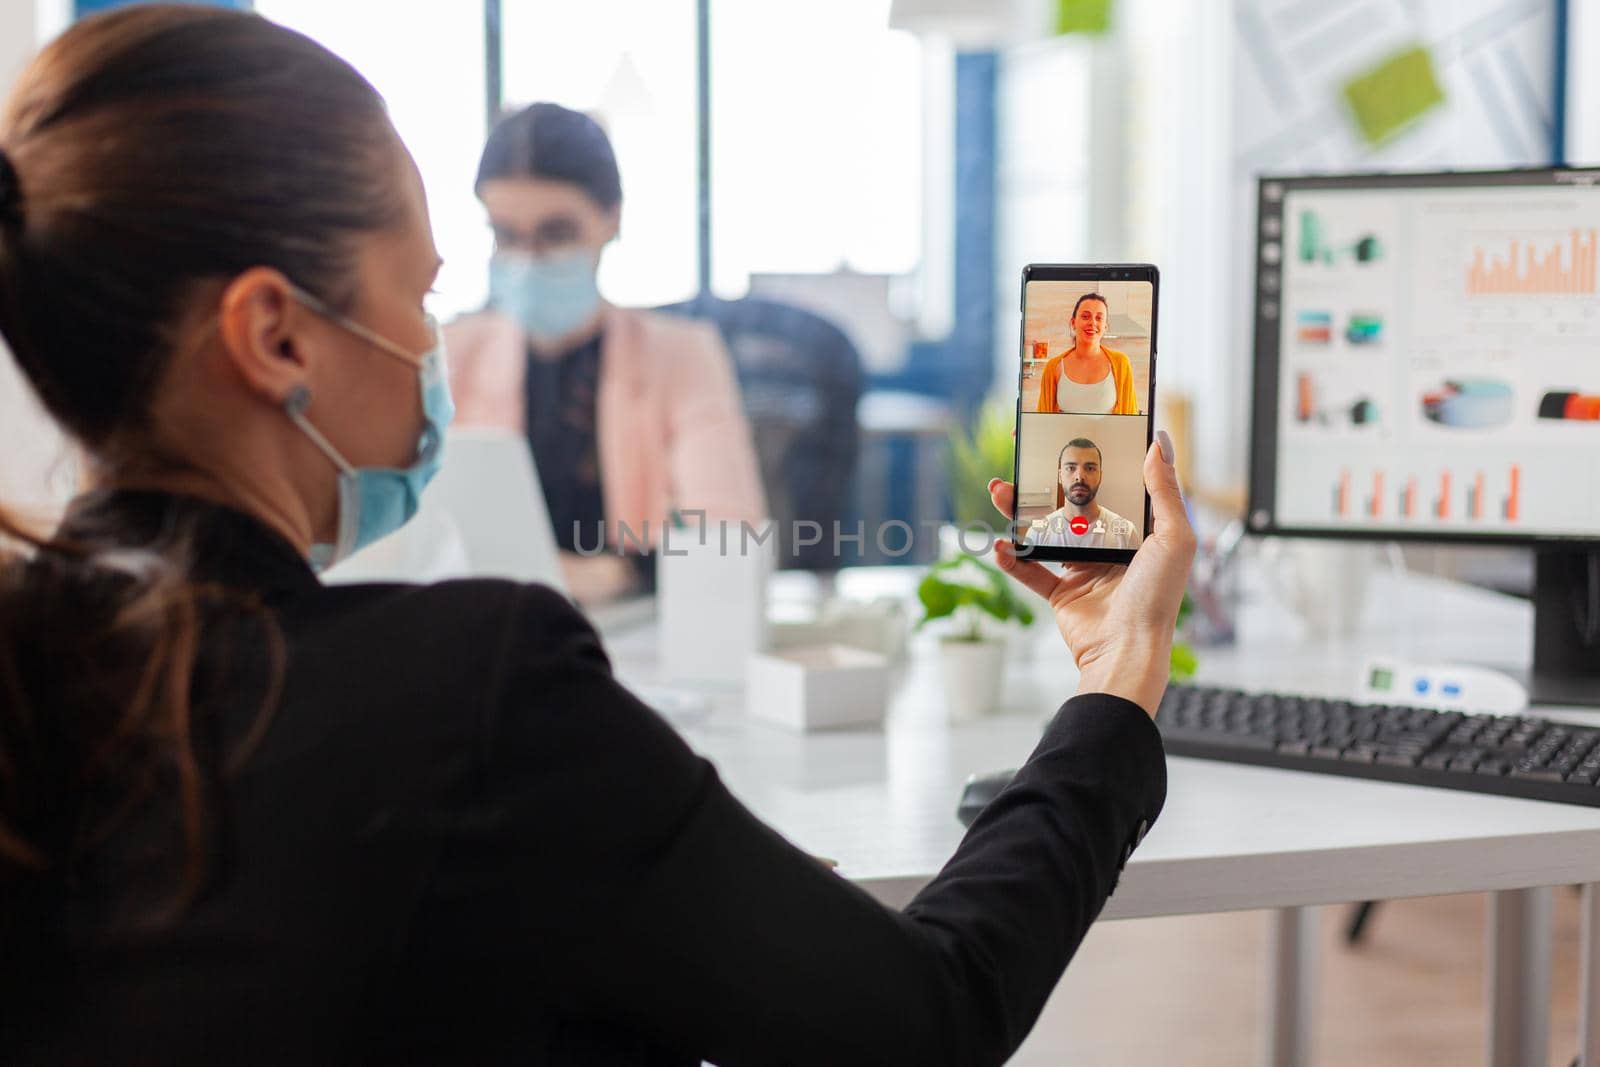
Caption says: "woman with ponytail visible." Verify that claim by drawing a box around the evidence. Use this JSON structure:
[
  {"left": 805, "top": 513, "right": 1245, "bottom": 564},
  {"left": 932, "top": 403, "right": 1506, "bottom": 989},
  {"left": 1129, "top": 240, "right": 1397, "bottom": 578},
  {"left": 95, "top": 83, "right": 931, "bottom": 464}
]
[{"left": 0, "top": 7, "right": 1192, "bottom": 1065}]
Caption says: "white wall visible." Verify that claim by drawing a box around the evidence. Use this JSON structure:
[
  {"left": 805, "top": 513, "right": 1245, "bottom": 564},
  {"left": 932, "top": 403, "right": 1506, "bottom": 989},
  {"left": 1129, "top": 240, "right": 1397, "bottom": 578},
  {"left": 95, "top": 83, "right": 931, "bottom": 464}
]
[
  {"left": 993, "top": 36, "right": 1094, "bottom": 393},
  {"left": 1568, "top": 0, "right": 1600, "bottom": 164},
  {"left": 1134, "top": 0, "right": 1232, "bottom": 491},
  {"left": 1, "top": 0, "right": 73, "bottom": 521},
  {"left": 992, "top": 3, "right": 1232, "bottom": 493}
]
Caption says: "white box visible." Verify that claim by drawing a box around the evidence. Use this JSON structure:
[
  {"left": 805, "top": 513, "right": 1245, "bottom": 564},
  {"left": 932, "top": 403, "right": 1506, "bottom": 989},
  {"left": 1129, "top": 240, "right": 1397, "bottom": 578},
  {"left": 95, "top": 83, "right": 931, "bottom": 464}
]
[
  {"left": 746, "top": 645, "right": 891, "bottom": 731},
  {"left": 768, "top": 598, "right": 909, "bottom": 661}
]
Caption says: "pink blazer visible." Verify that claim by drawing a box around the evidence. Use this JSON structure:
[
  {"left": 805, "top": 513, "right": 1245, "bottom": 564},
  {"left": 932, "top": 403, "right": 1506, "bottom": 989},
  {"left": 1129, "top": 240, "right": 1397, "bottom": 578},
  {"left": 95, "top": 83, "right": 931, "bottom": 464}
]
[{"left": 443, "top": 306, "right": 767, "bottom": 546}]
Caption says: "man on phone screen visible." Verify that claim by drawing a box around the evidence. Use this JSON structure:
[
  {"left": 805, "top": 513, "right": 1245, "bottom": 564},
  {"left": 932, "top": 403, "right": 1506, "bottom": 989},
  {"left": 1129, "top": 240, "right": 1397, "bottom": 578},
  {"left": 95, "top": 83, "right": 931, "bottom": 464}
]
[{"left": 1027, "top": 438, "right": 1138, "bottom": 549}]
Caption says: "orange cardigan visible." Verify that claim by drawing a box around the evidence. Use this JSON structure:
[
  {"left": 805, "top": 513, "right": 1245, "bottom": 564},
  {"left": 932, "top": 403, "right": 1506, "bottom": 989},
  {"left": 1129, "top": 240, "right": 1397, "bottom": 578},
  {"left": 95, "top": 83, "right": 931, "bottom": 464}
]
[{"left": 1035, "top": 346, "right": 1140, "bottom": 414}]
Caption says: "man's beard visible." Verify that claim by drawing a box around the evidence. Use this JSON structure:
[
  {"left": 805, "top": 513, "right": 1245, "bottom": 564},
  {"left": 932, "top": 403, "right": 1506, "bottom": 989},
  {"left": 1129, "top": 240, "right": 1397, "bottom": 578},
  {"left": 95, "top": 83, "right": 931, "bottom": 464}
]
[{"left": 1067, "top": 483, "right": 1095, "bottom": 505}]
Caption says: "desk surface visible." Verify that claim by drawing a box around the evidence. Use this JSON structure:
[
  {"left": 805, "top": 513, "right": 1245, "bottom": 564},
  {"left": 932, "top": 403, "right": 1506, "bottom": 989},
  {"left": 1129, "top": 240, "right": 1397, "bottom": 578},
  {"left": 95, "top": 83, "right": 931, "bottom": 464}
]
[{"left": 604, "top": 564, "right": 1600, "bottom": 919}]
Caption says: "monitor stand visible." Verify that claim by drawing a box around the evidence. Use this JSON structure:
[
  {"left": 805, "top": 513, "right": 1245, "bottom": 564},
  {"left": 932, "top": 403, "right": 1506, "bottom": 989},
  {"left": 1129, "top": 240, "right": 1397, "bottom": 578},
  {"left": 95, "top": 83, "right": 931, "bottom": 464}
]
[{"left": 1529, "top": 548, "right": 1600, "bottom": 707}]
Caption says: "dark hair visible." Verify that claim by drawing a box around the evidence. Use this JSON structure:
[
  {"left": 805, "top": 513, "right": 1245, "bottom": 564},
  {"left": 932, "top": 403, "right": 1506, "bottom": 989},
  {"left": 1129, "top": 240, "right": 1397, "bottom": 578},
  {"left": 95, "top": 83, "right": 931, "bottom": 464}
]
[
  {"left": 1054, "top": 438, "right": 1102, "bottom": 509},
  {"left": 475, "top": 102, "right": 622, "bottom": 211},
  {"left": 1072, "top": 292, "right": 1109, "bottom": 319},
  {"left": 0, "top": 6, "right": 403, "bottom": 909},
  {"left": 0, "top": 5, "right": 402, "bottom": 450}
]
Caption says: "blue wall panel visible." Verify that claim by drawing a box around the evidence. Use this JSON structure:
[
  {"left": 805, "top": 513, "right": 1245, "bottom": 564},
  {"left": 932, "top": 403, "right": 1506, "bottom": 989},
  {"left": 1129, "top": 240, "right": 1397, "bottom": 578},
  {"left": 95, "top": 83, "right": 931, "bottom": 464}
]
[{"left": 76, "top": 0, "right": 248, "bottom": 17}]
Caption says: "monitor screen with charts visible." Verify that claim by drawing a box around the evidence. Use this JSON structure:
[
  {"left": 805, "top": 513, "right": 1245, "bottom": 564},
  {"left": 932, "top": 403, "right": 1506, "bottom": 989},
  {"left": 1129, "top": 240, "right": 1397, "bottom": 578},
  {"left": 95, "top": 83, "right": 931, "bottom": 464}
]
[{"left": 1248, "top": 167, "right": 1600, "bottom": 547}]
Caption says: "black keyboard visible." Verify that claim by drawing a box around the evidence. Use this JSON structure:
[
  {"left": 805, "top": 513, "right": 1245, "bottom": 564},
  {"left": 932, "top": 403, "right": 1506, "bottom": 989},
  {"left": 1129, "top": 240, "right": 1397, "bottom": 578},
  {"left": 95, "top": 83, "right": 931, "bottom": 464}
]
[{"left": 1156, "top": 684, "right": 1600, "bottom": 807}]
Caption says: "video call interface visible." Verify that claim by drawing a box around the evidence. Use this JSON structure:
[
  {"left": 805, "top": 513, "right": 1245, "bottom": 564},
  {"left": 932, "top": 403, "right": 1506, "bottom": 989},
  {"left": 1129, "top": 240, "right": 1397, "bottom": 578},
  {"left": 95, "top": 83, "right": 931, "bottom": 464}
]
[
  {"left": 1256, "top": 172, "right": 1600, "bottom": 540},
  {"left": 1017, "top": 278, "right": 1153, "bottom": 551}
]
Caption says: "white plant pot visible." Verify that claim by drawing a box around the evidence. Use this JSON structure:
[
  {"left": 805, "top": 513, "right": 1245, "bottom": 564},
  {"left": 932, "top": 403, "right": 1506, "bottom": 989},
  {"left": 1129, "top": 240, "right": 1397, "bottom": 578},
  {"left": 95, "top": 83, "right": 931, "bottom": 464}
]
[{"left": 938, "top": 636, "right": 1008, "bottom": 720}]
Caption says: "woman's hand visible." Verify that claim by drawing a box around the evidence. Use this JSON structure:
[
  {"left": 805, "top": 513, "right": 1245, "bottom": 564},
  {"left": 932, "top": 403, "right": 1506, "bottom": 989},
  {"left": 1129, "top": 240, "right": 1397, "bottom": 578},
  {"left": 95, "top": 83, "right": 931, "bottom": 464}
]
[
  {"left": 560, "top": 551, "right": 640, "bottom": 607},
  {"left": 989, "top": 431, "right": 1196, "bottom": 717}
]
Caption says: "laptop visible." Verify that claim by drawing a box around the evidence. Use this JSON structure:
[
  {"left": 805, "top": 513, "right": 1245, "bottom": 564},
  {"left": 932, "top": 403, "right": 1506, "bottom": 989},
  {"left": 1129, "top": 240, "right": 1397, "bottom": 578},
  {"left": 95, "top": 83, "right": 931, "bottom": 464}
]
[
  {"left": 322, "top": 429, "right": 657, "bottom": 634},
  {"left": 323, "top": 428, "right": 566, "bottom": 592}
]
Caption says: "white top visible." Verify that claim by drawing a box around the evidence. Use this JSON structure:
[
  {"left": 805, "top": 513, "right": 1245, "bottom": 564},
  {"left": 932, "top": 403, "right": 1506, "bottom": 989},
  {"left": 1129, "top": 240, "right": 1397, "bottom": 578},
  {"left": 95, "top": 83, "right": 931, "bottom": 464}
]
[
  {"left": 601, "top": 565, "right": 1600, "bottom": 919},
  {"left": 1055, "top": 370, "right": 1117, "bottom": 414},
  {"left": 1027, "top": 504, "right": 1138, "bottom": 549}
]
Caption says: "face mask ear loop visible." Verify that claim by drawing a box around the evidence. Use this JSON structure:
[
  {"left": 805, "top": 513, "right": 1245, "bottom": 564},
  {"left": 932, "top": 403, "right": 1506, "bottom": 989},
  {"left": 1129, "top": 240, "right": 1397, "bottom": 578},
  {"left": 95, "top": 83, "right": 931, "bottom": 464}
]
[
  {"left": 284, "top": 385, "right": 356, "bottom": 476},
  {"left": 289, "top": 284, "right": 426, "bottom": 369}
]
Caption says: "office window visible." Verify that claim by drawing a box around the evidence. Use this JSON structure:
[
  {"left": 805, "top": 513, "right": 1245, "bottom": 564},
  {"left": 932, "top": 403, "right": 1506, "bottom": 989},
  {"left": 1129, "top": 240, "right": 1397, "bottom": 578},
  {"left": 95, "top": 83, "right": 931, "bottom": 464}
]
[
  {"left": 254, "top": 0, "right": 490, "bottom": 320},
  {"left": 499, "top": 0, "right": 699, "bottom": 308},
  {"left": 708, "top": 0, "right": 923, "bottom": 291},
  {"left": 253, "top": 3, "right": 930, "bottom": 347},
  {"left": 994, "top": 39, "right": 1093, "bottom": 383}
]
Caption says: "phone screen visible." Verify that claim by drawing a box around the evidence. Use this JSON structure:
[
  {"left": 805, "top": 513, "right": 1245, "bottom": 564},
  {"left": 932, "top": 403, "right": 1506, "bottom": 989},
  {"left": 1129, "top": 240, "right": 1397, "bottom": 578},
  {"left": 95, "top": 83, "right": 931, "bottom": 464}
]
[{"left": 1013, "top": 265, "right": 1158, "bottom": 564}]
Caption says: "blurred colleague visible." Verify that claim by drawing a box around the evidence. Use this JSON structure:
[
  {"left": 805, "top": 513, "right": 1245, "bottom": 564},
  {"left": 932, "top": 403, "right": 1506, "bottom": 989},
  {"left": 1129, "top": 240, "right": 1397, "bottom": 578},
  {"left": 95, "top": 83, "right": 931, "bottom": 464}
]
[
  {"left": 1029, "top": 438, "right": 1139, "bottom": 549},
  {"left": 444, "top": 104, "right": 764, "bottom": 604},
  {"left": 1035, "top": 293, "right": 1140, "bottom": 415}
]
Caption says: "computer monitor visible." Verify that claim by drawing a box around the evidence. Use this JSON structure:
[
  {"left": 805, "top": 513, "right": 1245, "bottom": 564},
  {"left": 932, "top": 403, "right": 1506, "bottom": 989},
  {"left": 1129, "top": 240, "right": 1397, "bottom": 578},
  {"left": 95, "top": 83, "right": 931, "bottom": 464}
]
[{"left": 1247, "top": 167, "right": 1600, "bottom": 706}]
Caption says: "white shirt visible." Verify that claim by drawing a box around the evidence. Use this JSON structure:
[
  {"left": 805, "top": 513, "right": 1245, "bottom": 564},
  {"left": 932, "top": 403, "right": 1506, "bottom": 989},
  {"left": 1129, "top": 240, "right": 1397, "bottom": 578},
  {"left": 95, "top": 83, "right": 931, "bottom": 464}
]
[
  {"left": 1055, "top": 371, "right": 1117, "bottom": 414},
  {"left": 1026, "top": 504, "right": 1138, "bottom": 549}
]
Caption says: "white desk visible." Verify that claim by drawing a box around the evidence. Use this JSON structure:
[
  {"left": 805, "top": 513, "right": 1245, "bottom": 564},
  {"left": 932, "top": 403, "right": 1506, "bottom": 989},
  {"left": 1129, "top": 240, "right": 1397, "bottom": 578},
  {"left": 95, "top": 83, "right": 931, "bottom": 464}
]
[{"left": 604, "top": 566, "right": 1600, "bottom": 1067}]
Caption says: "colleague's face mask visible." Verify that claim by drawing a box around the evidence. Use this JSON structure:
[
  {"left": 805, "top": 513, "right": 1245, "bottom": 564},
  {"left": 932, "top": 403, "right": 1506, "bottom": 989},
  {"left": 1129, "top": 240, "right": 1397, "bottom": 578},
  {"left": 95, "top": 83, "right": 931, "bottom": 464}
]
[
  {"left": 489, "top": 247, "right": 601, "bottom": 341},
  {"left": 283, "top": 288, "right": 456, "bottom": 571}
]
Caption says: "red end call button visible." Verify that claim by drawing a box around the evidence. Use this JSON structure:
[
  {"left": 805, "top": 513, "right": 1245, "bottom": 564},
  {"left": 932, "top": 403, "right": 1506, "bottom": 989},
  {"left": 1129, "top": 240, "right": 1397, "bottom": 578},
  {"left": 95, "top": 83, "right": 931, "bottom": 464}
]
[{"left": 1069, "top": 516, "right": 1091, "bottom": 536}]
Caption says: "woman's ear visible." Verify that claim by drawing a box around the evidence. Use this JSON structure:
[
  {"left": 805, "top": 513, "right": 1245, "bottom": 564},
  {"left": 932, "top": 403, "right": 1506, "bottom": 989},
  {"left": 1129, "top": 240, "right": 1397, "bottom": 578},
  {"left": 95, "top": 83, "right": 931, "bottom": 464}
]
[{"left": 216, "top": 267, "right": 313, "bottom": 405}]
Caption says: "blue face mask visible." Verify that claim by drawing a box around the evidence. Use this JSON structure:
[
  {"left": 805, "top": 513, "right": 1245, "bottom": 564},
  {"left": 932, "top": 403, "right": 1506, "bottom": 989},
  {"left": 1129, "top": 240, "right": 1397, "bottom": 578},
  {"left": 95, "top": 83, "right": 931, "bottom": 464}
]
[
  {"left": 489, "top": 248, "right": 602, "bottom": 341},
  {"left": 283, "top": 289, "right": 456, "bottom": 571}
]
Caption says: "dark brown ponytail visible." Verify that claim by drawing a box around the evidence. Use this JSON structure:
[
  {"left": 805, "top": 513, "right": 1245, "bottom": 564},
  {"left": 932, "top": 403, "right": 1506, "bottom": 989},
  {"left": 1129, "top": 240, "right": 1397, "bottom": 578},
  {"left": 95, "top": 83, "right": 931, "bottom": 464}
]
[{"left": 0, "top": 5, "right": 404, "bottom": 909}]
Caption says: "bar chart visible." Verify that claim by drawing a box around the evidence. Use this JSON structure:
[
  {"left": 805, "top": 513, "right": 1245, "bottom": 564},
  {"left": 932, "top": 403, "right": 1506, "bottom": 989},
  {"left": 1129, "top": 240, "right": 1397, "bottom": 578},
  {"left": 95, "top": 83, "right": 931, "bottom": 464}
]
[
  {"left": 1465, "top": 229, "right": 1598, "bottom": 295},
  {"left": 1329, "top": 467, "right": 1522, "bottom": 525}
]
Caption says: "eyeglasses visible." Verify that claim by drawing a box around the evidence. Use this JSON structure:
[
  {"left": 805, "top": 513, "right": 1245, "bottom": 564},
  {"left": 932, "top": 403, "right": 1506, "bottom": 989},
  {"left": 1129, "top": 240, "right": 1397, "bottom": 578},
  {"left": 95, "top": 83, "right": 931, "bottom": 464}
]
[{"left": 489, "top": 217, "right": 583, "bottom": 257}]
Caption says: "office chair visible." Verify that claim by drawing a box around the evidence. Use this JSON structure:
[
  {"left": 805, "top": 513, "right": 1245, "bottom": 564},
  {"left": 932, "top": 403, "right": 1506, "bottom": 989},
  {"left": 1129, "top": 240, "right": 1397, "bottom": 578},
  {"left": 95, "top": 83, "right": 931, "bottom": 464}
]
[{"left": 658, "top": 292, "right": 864, "bottom": 571}]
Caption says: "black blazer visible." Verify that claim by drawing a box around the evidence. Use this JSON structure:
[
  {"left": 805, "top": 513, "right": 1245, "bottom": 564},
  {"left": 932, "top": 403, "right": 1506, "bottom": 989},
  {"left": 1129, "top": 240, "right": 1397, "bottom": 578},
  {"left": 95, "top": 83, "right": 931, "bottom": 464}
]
[{"left": 2, "top": 492, "right": 1166, "bottom": 1066}]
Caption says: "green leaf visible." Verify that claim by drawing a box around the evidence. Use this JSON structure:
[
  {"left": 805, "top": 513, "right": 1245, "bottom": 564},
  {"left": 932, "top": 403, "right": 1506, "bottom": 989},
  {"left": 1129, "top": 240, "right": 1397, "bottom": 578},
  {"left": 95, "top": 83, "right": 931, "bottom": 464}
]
[
  {"left": 1169, "top": 641, "right": 1199, "bottom": 682},
  {"left": 916, "top": 554, "right": 1033, "bottom": 630},
  {"left": 916, "top": 572, "right": 960, "bottom": 628}
]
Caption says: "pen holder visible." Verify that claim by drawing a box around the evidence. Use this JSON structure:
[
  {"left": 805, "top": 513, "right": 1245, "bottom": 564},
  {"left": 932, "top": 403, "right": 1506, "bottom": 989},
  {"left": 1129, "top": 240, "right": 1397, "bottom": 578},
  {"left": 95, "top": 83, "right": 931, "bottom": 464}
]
[
  {"left": 1263, "top": 538, "right": 1375, "bottom": 639},
  {"left": 659, "top": 518, "right": 774, "bottom": 685}
]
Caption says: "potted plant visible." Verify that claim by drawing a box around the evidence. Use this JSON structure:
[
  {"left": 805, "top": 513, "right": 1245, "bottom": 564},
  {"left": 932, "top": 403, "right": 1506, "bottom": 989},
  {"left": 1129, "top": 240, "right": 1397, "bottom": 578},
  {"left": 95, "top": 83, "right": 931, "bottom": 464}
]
[{"left": 917, "top": 555, "right": 1035, "bottom": 720}]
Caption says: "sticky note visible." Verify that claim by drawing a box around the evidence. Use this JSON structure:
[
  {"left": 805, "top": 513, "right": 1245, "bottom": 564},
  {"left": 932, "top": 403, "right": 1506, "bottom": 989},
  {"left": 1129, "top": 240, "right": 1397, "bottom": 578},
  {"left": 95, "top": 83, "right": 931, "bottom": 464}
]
[
  {"left": 1342, "top": 45, "right": 1446, "bottom": 147},
  {"left": 1056, "top": 0, "right": 1113, "bottom": 36}
]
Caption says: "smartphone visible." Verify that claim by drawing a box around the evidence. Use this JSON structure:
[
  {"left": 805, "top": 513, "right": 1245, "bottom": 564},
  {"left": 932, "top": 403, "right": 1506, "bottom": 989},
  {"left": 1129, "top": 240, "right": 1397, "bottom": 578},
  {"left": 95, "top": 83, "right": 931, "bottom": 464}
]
[{"left": 1011, "top": 263, "right": 1158, "bottom": 565}]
